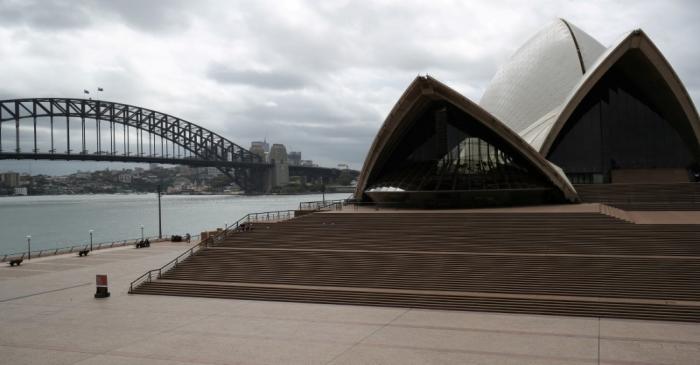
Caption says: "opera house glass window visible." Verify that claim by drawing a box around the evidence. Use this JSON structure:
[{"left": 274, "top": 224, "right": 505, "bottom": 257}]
[
  {"left": 547, "top": 52, "right": 698, "bottom": 183},
  {"left": 367, "top": 105, "right": 550, "bottom": 192}
]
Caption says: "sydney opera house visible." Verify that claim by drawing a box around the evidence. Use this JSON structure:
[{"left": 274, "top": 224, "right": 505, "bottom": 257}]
[
  {"left": 356, "top": 19, "right": 700, "bottom": 208},
  {"left": 133, "top": 20, "right": 700, "bottom": 325}
]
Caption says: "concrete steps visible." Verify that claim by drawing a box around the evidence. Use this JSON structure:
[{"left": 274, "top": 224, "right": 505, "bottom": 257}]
[
  {"left": 576, "top": 182, "right": 700, "bottom": 210},
  {"left": 133, "top": 282, "right": 700, "bottom": 322},
  {"left": 131, "top": 211, "right": 700, "bottom": 321},
  {"left": 159, "top": 249, "right": 700, "bottom": 301}
]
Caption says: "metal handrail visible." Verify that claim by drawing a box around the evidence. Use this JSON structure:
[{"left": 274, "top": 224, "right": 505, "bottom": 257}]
[
  {"left": 318, "top": 201, "right": 343, "bottom": 211},
  {"left": 298, "top": 199, "right": 346, "bottom": 210},
  {"left": 224, "top": 209, "right": 298, "bottom": 233},
  {"left": 128, "top": 203, "right": 351, "bottom": 292},
  {"left": 128, "top": 240, "right": 204, "bottom": 293},
  {"left": 340, "top": 199, "right": 416, "bottom": 210},
  {"left": 128, "top": 208, "right": 301, "bottom": 293}
]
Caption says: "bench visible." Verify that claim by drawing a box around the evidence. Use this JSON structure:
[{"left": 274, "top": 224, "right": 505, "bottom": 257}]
[
  {"left": 8, "top": 258, "right": 23, "bottom": 266},
  {"left": 78, "top": 249, "right": 90, "bottom": 257},
  {"left": 237, "top": 222, "right": 254, "bottom": 231}
]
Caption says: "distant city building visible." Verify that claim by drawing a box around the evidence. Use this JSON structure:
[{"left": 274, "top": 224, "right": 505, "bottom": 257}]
[
  {"left": 251, "top": 140, "right": 270, "bottom": 153},
  {"left": 14, "top": 187, "right": 28, "bottom": 196},
  {"left": 269, "top": 144, "right": 289, "bottom": 187},
  {"left": 300, "top": 160, "right": 315, "bottom": 167},
  {"left": 117, "top": 174, "right": 133, "bottom": 184},
  {"left": 288, "top": 151, "right": 302, "bottom": 166},
  {"left": 249, "top": 144, "right": 267, "bottom": 162},
  {"left": 167, "top": 177, "right": 194, "bottom": 194},
  {"left": 337, "top": 164, "right": 349, "bottom": 170},
  {"left": 0, "top": 172, "right": 19, "bottom": 187},
  {"left": 207, "top": 167, "right": 223, "bottom": 176},
  {"left": 174, "top": 165, "right": 192, "bottom": 176},
  {"left": 191, "top": 167, "right": 223, "bottom": 178}
]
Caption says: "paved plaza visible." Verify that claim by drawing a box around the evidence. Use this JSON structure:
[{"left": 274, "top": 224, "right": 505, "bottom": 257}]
[{"left": 1, "top": 242, "right": 699, "bottom": 364}]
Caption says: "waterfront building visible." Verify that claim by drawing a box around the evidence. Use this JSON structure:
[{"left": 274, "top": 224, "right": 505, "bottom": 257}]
[
  {"left": 117, "top": 173, "right": 133, "bottom": 184},
  {"left": 0, "top": 172, "right": 19, "bottom": 187},
  {"left": 167, "top": 177, "right": 194, "bottom": 194},
  {"left": 13, "top": 187, "right": 28, "bottom": 195},
  {"left": 204, "top": 167, "right": 223, "bottom": 177},
  {"left": 300, "top": 159, "right": 315, "bottom": 167}
]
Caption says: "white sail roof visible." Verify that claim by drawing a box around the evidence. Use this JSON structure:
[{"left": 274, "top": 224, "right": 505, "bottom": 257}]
[{"left": 479, "top": 19, "right": 606, "bottom": 134}]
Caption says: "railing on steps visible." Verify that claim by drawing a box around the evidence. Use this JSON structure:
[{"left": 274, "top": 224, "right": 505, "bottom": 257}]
[
  {"left": 129, "top": 239, "right": 205, "bottom": 293},
  {"left": 240, "top": 209, "right": 295, "bottom": 224},
  {"left": 129, "top": 206, "right": 324, "bottom": 293},
  {"left": 298, "top": 199, "right": 346, "bottom": 211}
]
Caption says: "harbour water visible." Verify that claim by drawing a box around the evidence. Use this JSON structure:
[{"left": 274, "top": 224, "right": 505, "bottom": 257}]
[{"left": 0, "top": 193, "right": 349, "bottom": 254}]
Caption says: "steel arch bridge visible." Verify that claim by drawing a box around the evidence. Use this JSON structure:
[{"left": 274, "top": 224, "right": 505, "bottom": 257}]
[{"left": 0, "top": 98, "right": 274, "bottom": 191}]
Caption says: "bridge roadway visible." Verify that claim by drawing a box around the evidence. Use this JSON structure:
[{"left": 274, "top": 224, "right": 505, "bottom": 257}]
[{"left": 1, "top": 240, "right": 699, "bottom": 364}]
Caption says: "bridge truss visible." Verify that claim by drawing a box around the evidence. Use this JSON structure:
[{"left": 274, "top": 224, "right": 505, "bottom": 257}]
[{"left": 0, "top": 98, "right": 269, "bottom": 191}]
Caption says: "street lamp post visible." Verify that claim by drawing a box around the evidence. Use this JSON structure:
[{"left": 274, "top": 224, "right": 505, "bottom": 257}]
[
  {"left": 140, "top": 225, "right": 144, "bottom": 240},
  {"left": 89, "top": 229, "right": 94, "bottom": 251},
  {"left": 157, "top": 184, "right": 163, "bottom": 239},
  {"left": 26, "top": 235, "right": 31, "bottom": 260}
]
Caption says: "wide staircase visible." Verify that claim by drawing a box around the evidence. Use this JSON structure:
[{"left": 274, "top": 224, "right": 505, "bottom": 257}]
[
  {"left": 576, "top": 182, "right": 700, "bottom": 210},
  {"left": 131, "top": 211, "right": 700, "bottom": 322}
]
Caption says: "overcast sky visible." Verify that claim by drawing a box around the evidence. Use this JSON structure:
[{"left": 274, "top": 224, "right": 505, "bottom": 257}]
[{"left": 0, "top": 0, "right": 698, "bottom": 175}]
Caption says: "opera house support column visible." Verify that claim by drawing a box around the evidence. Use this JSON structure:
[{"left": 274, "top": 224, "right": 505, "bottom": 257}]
[{"left": 435, "top": 107, "right": 448, "bottom": 158}]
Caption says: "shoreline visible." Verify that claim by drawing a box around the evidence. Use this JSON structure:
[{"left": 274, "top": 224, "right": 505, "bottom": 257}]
[{"left": 0, "top": 190, "right": 355, "bottom": 198}]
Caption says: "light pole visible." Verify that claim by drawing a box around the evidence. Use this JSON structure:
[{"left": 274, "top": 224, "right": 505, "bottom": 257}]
[
  {"left": 140, "top": 225, "right": 144, "bottom": 240},
  {"left": 26, "top": 235, "right": 31, "bottom": 260},
  {"left": 157, "top": 184, "right": 163, "bottom": 239},
  {"left": 89, "top": 229, "right": 94, "bottom": 251}
]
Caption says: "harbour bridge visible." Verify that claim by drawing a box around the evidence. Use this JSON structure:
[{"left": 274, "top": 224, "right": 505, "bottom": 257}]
[{"left": 0, "top": 98, "right": 353, "bottom": 192}]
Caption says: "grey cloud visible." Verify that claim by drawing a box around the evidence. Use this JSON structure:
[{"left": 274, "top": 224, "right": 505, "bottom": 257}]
[
  {"left": 207, "top": 64, "right": 312, "bottom": 90},
  {"left": 0, "top": 0, "right": 91, "bottom": 31},
  {"left": 214, "top": 91, "right": 381, "bottom": 167},
  {"left": 1, "top": 0, "right": 699, "bottom": 172},
  {"left": 89, "top": 0, "right": 193, "bottom": 33},
  {"left": 0, "top": 0, "right": 195, "bottom": 34}
]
